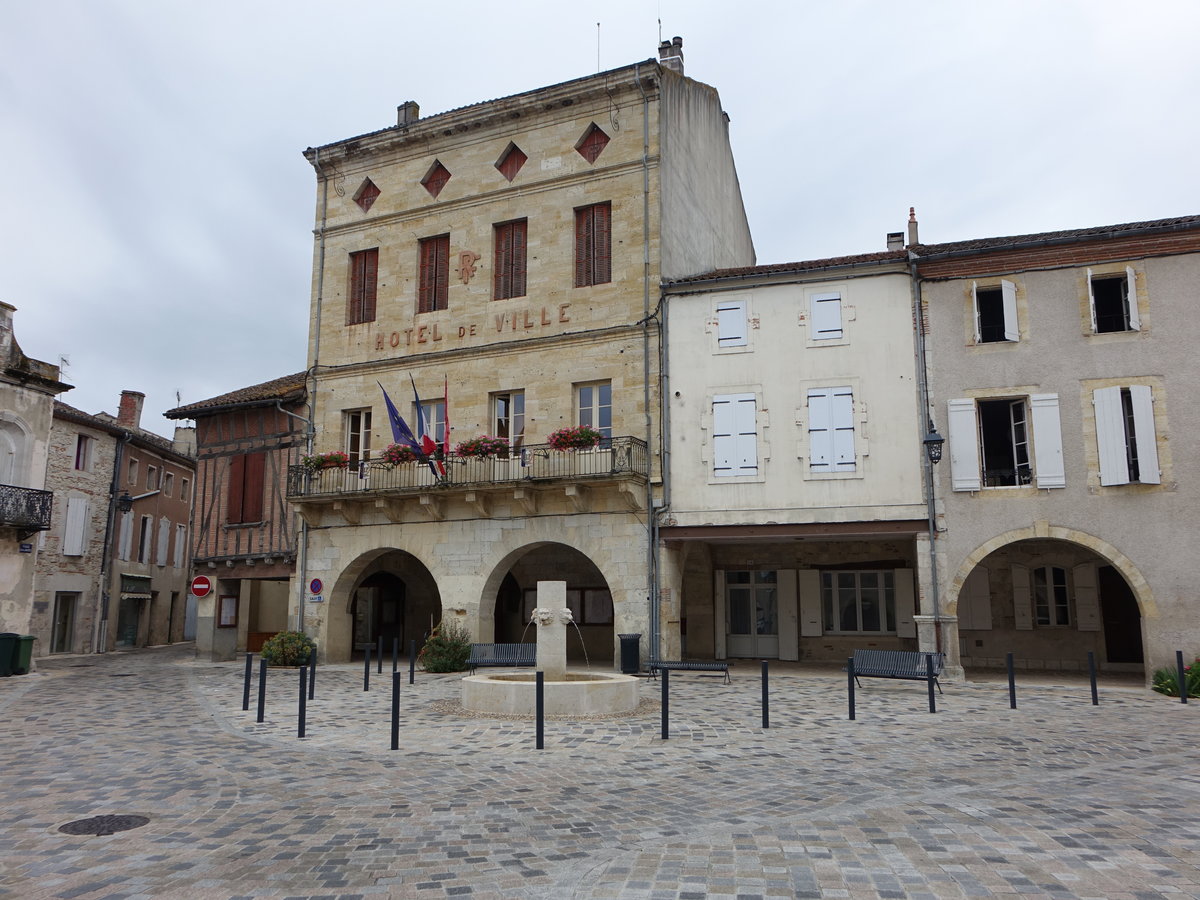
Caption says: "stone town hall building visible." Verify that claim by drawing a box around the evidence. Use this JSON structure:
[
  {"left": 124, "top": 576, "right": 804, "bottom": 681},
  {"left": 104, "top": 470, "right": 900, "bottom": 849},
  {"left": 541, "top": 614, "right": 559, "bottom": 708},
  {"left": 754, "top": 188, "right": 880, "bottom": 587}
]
[{"left": 289, "top": 41, "right": 755, "bottom": 662}]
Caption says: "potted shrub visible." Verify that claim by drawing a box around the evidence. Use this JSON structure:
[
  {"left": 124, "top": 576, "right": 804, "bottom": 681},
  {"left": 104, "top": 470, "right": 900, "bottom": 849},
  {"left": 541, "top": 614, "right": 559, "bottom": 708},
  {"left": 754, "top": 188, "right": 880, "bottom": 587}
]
[
  {"left": 301, "top": 450, "right": 350, "bottom": 470},
  {"left": 260, "top": 631, "right": 317, "bottom": 667},
  {"left": 454, "top": 435, "right": 509, "bottom": 458},
  {"left": 381, "top": 443, "right": 418, "bottom": 466},
  {"left": 547, "top": 425, "right": 602, "bottom": 451},
  {"left": 417, "top": 620, "right": 472, "bottom": 672}
]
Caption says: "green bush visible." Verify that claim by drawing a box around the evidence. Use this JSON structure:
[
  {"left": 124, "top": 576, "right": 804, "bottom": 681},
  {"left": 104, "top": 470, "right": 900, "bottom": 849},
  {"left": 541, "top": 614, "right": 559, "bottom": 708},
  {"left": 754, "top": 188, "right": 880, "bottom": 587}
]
[
  {"left": 1152, "top": 657, "right": 1200, "bottom": 697},
  {"left": 418, "top": 620, "right": 472, "bottom": 673},
  {"left": 260, "top": 631, "right": 317, "bottom": 667}
]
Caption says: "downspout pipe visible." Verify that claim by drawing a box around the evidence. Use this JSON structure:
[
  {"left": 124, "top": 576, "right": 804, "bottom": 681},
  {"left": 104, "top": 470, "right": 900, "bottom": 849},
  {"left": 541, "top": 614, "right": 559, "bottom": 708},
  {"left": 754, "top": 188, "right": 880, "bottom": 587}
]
[
  {"left": 96, "top": 431, "right": 133, "bottom": 653},
  {"left": 908, "top": 250, "right": 942, "bottom": 652}
]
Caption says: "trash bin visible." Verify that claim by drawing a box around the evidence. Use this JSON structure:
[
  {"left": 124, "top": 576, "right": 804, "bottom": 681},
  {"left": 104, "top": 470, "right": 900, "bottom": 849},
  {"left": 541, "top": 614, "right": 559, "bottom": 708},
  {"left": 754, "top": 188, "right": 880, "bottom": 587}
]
[
  {"left": 618, "top": 633, "right": 641, "bottom": 675},
  {"left": 12, "top": 635, "right": 36, "bottom": 675},
  {"left": 0, "top": 633, "right": 17, "bottom": 677}
]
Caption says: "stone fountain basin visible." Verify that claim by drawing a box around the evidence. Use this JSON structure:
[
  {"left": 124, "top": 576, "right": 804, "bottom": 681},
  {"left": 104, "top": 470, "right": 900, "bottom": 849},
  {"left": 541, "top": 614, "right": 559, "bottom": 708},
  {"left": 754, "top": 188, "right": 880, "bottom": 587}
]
[{"left": 462, "top": 671, "right": 640, "bottom": 716}]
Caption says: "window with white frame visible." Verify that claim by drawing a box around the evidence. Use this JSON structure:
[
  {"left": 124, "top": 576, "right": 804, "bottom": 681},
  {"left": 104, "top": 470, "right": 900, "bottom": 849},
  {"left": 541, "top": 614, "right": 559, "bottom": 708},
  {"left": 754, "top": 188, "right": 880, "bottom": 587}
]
[
  {"left": 575, "top": 381, "right": 612, "bottom": 440},
  {"left": 173, "top": 523, "right": 187, "bottom": 568},
  {"left": 716, "top": 299, "right": 747, "bottom": 348},
  {"left": 972, "top": 280, "right": 1018, "bottom": 343},
  {"left": 164, "top": 472, "right": 174, "bottom": 497},
  {"left": 492, "top": 391, "right": 525, "bottom": 449},
  {"left": 146, "top": 465, "right": 159, "bottom": 490},
  {"left": 127, "top": 458, "right": 139, "bottom": 487},
  {"left": 1088, "top": 267, "right": 1139, "bottom": 333},
  {"left": 181, "top": 478, "right": 190, "bottom": 502},
  {"left": 807, "top": 386, "right": 855, "bottom": 473},
  {"left": 63, "top": 496, "right": 89, "bottom": 556},
  {"left": 1032, "top": 565, "right": 1070, "bottom": 625},
  {"left": 822, "top": 570, "right": 895, "bottom": 633},
  {"left": 344, "top": 409, "right": 372, "bottom": 465},
  {"left": 712, "top": 393, "right": 757, "bottom": 477},
  {"left": 417, "top": 400, "right": 445, "bottom": 445},
  {"left": 809, "top": 292, "right": 843, "bottom": 341},
  {"left": 137, "top": 514, "right": 153, "bottom": 564},
  {"left": 947, "top": 394, "right": 1065, "bottom": 490},
  {"left": 118, "top": 511, "right": 132, "bottom": 561},
  {"left": 74, "top": 434, "right": 92, "bottom": 471},
  {"left": 156, "top": 517, "right": 170, "bottom": 567},
  {"left": 1094, "top": 385, "right": 1160, "bottom": 485}
]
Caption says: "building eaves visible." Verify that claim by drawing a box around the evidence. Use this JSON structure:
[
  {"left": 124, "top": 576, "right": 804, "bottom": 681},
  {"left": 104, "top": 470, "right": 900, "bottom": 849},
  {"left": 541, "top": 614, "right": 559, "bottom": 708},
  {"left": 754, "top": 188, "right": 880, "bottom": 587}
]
[
  {"left": 164, "top": 372, "right": 308, "bottom": 419},
  {"left": 911, "top": 214, "right": 1200, "bottom": 259},
  {"left": 664, "top": 250, "right": 909, "bottom": 289},
  {"left": 57, "top": 401, "right": 196, "bottom": 465}
]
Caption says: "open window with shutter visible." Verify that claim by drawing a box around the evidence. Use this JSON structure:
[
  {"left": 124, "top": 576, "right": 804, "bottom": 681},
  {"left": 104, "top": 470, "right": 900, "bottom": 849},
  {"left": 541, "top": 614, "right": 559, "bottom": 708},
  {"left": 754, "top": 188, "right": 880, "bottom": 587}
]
[
  {"left": 574, "top": 202, "right": 611, "bottom": 287},
  {"left": 809, "top": 292, "right": 843, "bottom": 341},
  {"left": 493, "top": 219, "right": 527, "bottom": 300},
  {"left": 227, "top": 452, "right": 265, "bottom": 525},
  {"left": 1094, "top": 385, "right": 1160, "bottom": 485},
  {"left": 1087, "top": 266, "right": 1139, "bottom": 333},
  {"left": 712, "top": 393, "right": 758, "bottom": 477},
  {"left": 807, "top": 387, "right": 855, "bottom": 473},
  {"left": 418, "top": 235, "right": 450, "bottom": 312},
  {"left": 347, "top": 248, "right": 378, "bottom": 325},
  {"left": 972, "top": 279, "right": 1018, "bottom": 343}
]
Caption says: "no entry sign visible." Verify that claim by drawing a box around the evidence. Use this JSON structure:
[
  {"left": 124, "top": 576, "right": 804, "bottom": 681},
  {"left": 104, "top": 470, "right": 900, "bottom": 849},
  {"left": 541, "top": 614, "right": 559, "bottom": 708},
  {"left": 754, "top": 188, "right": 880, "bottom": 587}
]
[{"left": 190, "top": 575, "right": 212, "bottom": 597}]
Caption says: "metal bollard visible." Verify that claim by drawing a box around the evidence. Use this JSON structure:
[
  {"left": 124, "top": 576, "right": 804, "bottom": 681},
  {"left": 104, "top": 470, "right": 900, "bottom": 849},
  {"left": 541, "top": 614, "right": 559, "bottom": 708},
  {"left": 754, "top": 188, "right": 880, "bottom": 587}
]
[
  {"left": 409, "top": 639, "right": 416, "bottom": 685},
  {"left": 391, "top": 670, "right": 401, "bottom": 750},
  {"left": 1177, "top": 650, "right": 1189, "bottom": 704},
  {"left": 535, "top": 671, "right": 545, "bottom": 750},
  {"left": 1007, "top": 652, "right": 1017, "bottom": 709},
  {"left": 377, "top": 635, "right": 383, "bottom": 674},
  {"left": 761, "top": 660, "right": 770, "bottom": 729},
  {"left": 256, "top": 658, "right": 267, "bottom": 723},
  {"left": 847, "top": 657, "right": 856, "bottom": 721},
  {"left": 298, "top": 666, "right": 308, "bottom": 738},
  {"left": 661, "top": 668, "right": 670, "bottom": 740},
  {"left": 392, "top": 637, "right": 399, "bottom": 673},
  {"left": 926, "top": 653, "right": 937, "bottom": 714},
  {"left": 242, "top": 653, "right": 253, "bottom": 711},
  {"left": 363, "top": 644, "right": 372, "bottom": 692},
  {"left": 1088, "top": 651, "right": 1099, "bottom": 705},
  {"left": 308, "top": 646, "right": 316, "bottom": 700}
]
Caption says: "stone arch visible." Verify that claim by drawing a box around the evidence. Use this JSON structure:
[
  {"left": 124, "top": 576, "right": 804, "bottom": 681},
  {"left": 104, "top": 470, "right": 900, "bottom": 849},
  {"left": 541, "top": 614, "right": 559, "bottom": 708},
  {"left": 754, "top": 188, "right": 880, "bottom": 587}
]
[{"left": 0, "top": 412, "right": 33, "bottom": 486}]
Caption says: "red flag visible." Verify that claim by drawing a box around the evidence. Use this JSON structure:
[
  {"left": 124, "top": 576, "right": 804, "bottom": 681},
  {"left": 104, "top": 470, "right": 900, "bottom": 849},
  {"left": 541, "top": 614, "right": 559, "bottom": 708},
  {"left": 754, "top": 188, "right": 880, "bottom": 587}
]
[{"left": 443, "top": 375, "right": 450, "bottom": 460}]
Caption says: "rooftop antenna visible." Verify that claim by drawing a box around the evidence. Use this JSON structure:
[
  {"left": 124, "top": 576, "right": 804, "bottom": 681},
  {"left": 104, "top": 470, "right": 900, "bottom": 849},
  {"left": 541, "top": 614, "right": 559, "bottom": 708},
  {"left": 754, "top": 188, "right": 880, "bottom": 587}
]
[{"left": 596, "top": 22, "right": 600, "bottom": 73}]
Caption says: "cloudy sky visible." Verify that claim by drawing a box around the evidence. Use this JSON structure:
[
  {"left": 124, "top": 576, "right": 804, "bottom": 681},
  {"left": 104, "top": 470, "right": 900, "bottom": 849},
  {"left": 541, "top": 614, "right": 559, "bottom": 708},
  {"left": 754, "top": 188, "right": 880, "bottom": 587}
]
[{"left": 3, "top": 1, "right": 1197, "bottom": 438}]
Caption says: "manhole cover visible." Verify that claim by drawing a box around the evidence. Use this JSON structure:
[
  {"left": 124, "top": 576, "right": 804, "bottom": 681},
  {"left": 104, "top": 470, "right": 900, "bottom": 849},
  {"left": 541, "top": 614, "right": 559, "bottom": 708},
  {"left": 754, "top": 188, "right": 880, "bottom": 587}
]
[
  {"left": 109, "top": 674, "right": 136, "bottom": 678},
  {"left": 59, "top": 815, "right": 149, "bottom": 836},
  {"left": 69, "top": 664, "right": 95, "bottom": 668}
]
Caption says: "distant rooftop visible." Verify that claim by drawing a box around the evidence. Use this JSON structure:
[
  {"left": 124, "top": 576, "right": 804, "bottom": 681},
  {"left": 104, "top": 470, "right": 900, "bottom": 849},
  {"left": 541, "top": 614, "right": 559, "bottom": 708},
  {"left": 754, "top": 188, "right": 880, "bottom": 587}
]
[{"left": 165, "top": 372, "right": 307, "bottom": 419}]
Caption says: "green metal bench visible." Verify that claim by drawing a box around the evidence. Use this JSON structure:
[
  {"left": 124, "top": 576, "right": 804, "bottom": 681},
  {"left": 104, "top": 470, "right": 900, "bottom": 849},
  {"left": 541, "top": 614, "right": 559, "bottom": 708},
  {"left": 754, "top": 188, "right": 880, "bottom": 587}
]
[
  {"left": 647, "top": 659, "right": 731, "bottom": 684},
  {"left": 849, "top": 649, "right": 944, "bottom": 693},
  {"left": 467, "top": 642, "right": 536, "bottom": 673}
]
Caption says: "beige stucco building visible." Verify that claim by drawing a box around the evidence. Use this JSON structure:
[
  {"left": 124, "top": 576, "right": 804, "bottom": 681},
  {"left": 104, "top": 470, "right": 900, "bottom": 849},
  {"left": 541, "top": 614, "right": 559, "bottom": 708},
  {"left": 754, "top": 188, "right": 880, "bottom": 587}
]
[{"left": 288, "top": 41, "right": 754, "bottom": 663}]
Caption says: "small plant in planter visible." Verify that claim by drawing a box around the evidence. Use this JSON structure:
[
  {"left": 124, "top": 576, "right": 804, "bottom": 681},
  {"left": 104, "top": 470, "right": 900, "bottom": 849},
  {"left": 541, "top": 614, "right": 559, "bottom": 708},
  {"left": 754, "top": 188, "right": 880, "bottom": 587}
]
[
  {"left": 417, "top": 620, "right": 472, "bottom": 672},
  {"left": 1152, "top": 658, "right": 1200, "bottom": 697},
  {"left": 381, "top": 443, "right": 418, "bottom": 466},
  {"left": 547, "top": 425, "right": 603, "bottom": 451},
  {"left": 260, "top": 631, "right": 317, "bottom": 667},
  {"left": 302, "top": 450, "right": 350, "bottom": 470},
  {"left": 453, "top": 435, "right": 509, "bottom": 458}
]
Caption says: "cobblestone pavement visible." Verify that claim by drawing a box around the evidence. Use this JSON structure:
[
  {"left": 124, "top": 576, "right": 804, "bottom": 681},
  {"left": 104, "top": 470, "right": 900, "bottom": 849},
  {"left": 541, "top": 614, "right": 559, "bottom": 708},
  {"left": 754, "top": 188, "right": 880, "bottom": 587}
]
[{"left": 2, "top": 644, "right": 1197, "bottom": 900}]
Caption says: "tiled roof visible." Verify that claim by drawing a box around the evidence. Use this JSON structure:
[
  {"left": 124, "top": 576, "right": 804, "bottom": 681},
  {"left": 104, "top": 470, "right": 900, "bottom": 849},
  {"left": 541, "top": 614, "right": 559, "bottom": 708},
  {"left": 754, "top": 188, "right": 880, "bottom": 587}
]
[
  {"left": 666, "top": 250, "right": 908, "bottom": 286},
  {"left": 54, "top": 401, "right": 191, "bottom": 461},
  {"left": 912, "top": 214, "right": 1200, "bottom": 256},
  {"left": 165, "top": 372, "right": 308, "bottom": 418},
  {"left": 54, "top": 401, "right": 119, "bottom": 434}
]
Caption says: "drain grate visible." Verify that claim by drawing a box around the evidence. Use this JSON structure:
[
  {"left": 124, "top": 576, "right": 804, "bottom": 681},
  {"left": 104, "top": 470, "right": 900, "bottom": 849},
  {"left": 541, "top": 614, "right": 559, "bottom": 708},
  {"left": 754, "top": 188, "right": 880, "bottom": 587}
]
[
  {"left": 59, "top": 815, "right": 149, "bottom": 836},
  {"left": 109, "top": 673, "right": 136, "bottom": 677}
]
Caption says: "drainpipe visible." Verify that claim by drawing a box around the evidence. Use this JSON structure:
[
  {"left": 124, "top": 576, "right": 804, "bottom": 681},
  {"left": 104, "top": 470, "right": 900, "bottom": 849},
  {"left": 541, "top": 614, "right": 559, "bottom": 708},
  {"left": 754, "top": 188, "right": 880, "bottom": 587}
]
[
  {"left": 95, "top": 431, "right": 132, "bottom": 653},
  {"left": 276, "top": 397, "right": 314, "bottom": 635},
  {"left": 908, "top": 249, "right": 942, "bottom": 652}
]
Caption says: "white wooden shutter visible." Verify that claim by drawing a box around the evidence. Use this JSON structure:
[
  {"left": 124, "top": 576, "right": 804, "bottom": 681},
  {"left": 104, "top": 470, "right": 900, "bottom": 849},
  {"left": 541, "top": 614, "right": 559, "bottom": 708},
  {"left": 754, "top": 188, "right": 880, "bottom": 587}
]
[
  {"left": 174, "top": 524, "right": 187, "bottom": 568},
  {"left": 733, "top": 396, "right": 758, "bottom": 474},
  {"left": 1129, "top": 384, "right": 1160, "bottom": 484},
  {"left": 1125, "top": 266, "right": 1140, "bottom": 331},
  {"left": 1073, "top": 563, "right": 1101, "bottom": 631},
  {"left": 63, "top": 497, "right": 88, "bottom": 556},
  {"left": 156, "top": 517, "right": 170, "bottom": 566},
  {"left": 959, "top": 567, "right": 992, "bottom": 630},
  {"left": 777, "top": 569, "right": 799, "bottom": 660},
  {"left": 716, "top": 300, "right": 747, "bottom": 347},
  {"left": 971, "top": 282, "right": 982, "bottom": 343},
  {"left": 808, "top": 389, "right": 833, "bottom": 471},
  {"left": 712, "top": 393, "right": 756, "bottom": 476},
  {"left": 798, "top": 569, "right": 822, "bottom": 637},
  {"left": 947, "top": 398, "right": 981, "bottom": 491},
  {"left": 1012, "top": 564, "right": 1033, "bottom": 630},
  {"left": 714, "top": 570, "right": 727, "bottom": 659},
  {"left": 1001, "top": 279, "right": 1019, "bottom": 341},
  {"left": 1030, "top": 394, "right": 1066, "bottom": 489},
  {"left": 118, "top": 511, "right": 132, "bottom": 561},
  {"left": 832, "top": 388, "right": 856, "bottom": 471},
  {"left": 894, "top": 568, "right": 916, "bottom": 638},
  {"left": 1086, "top": 268, "right": 1098, "bottom": 332},
  {"left": 810, "top": 292, "right": 843, "bottom": 340},
  {"left": 712, "top": 396, "right": 735, "bottom": 475},
  {"left": 1093, "top": 386, "right": 1129, "bottom": 485}
]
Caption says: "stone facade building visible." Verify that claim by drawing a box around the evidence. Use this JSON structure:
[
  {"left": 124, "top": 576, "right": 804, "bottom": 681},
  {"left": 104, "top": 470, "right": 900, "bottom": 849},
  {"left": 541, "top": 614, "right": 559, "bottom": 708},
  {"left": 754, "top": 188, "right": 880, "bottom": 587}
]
[{"left": 288, "top": 40, "right": 755, "bottom": 663}]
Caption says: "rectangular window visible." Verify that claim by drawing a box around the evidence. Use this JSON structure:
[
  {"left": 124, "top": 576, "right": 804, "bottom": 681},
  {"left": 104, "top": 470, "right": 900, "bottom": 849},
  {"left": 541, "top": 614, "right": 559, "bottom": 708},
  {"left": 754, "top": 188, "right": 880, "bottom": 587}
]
[
  {"left": 1088, "top": 266, "right": 1139, "bottom": 333},
  {"left": 807, "top": 387, "right": 855, "bottom": 473},
  {"left": 137, "top": 514, "right": 153, "bottom": 563},
  {"left": 226, "top": 452, "right": 265, "bottom": 524},
  {"left": 1094, "top": 385, "right": 1161, "bottom": 485},
  {"left": 118, "top": 511, "right": 132, "bottom": 561},
  {"left": 810, "top": 292, "right": 843, "bottom": 340},
  {"left": 74, "top": 434, "right": 91, "bottom": 471},
  {"left": 716, "top": 300, "right": 747, "bottom": 348},
  {"left": 821, "top": 571, "right": 896, "bottom": 633},
  {"left": 146, "top": 465, "right": 159, "bottom": 490},
  {"left": 418, "top": 400, "right": 445, "bottom": 444},
  {"left": 181, "top": 478, "right": 191, "bottom": 502},
  {"left": 979, "top": 398, "right": 1031, "bottom": 487},
  {"left": 344, "top": 409, "right": 372, "bottom": 466},
  {"left": 418, "top": 235, "right": 450, "bottom": 313},
  {"left": 972, "top": 280, "right": 1018, "bottom": 343},
  {"left": 1032, "top": 566, "right": 1070, "bottom": 625},
  {"left": 948, "top": 394, "right": 1065, "bottom": 491},
  {"left": 492, "top": 391, "right": 525, "bottom": 448},
  {"left": 574, "top": 202, "right": 612, "bottom": 287},
  {"left": 164, "top": 472, "right": 174, "bottom": 497},
  {"left": 128, "top": 458, "right": 139, "bottom": 486},
  {"left": 348, "top": 248, "right": 379, "bottom": 325},
  {"left": 63, "top": 496, "right": 89, "bottom": 556},
  {"left": 575, "top": 381, "right": 612, "bottom": 440},
  {"left": 156, "top": 517, "right": 170, "bottom": 567},
  {"left": 173, "top": 523, "right": 187, "bottom": 568},
  {"left": 712, "top": 393, "right": 757, "bottom": 477},
  {"left": 493, "top": 219, "right": 527, "bottom": 300}
]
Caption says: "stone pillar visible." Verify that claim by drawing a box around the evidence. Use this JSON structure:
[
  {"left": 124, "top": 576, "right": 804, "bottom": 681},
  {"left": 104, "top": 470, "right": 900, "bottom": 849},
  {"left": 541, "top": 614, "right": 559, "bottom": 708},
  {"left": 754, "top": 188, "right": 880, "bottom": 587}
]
[
  {"left": 914, "top": 614, "right": 963, "bottom": 681},
  {"left": 533, "top": 580, "right": 568, "bottom": 679}
]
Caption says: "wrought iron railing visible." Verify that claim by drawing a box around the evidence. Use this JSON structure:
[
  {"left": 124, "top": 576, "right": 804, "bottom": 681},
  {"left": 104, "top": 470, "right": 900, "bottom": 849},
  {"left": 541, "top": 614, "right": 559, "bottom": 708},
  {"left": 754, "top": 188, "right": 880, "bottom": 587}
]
[
  {"left": 0, "top": 483, "right": 53, "bottom": 532},
  {"left": 287, "top": 436, "right": 648, "bottom": 500}
]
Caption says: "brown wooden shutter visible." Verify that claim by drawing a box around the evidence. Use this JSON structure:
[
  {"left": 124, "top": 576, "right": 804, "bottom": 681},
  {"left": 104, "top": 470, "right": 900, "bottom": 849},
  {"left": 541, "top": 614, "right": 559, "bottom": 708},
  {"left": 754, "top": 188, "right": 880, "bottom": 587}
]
[
  {"left": 362, "top": 249, "right": 378, "bottom": 322},
  {"left": 434, "top": 235, "right": 449, "bottom": 310},
  {"left": 512, "top": 220, "right": 526, "bottom": 298},
  {"left": 593, "top": 203, "right": 611, "bottom": 285},
  {"left": 418, "top": 238, "right": 436, "bottom": 313},
  {"left": 574, "top": 208, "right": 592, "bottom": 287},
  {"left": 493, "top": 224, "right": 509, "bottom": 300},
  {"left": 348, "top": 249, "right": 378, "bottom": 324},
  {"left": 242, "top": 452, "right": 265, "bottom": 523},
  {"left": 227, "top": 454, "right": 246, "bottom": 524}
]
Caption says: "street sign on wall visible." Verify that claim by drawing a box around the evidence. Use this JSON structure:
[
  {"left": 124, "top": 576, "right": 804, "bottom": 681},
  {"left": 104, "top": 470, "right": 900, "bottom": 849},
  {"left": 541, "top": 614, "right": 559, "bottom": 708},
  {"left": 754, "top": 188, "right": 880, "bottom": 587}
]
[{"left": 190, "top": 575, "right": 212, "bottom": 597}]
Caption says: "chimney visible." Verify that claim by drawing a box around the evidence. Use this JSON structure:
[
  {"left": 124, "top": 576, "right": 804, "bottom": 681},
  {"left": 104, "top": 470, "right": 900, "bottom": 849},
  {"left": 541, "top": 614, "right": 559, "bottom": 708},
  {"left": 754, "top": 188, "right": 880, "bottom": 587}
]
[
  {"left": 397, "top": 100, "right": 420, "bottom": 127},
  {"left": 886, "top": 232, "right": 904, "bottom": 251},
  {"left": 658, "top": 36, "right": 684, "bottom": 75},
  {"left": 117, "top": 390, "right": 145, "bottom": 429},
  {"left": 906, "top": 207, "right": 919, "bottom": 247},
  {"left": 0, "top": 302, "right": 13, "bottom": 360}
]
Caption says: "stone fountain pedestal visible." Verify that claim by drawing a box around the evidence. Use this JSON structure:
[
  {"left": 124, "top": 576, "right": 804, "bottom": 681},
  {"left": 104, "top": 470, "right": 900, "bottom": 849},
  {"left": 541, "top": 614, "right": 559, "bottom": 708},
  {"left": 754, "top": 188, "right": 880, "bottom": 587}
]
[{"left": 461, "top": 580, "right": 640, "bottom": 716}]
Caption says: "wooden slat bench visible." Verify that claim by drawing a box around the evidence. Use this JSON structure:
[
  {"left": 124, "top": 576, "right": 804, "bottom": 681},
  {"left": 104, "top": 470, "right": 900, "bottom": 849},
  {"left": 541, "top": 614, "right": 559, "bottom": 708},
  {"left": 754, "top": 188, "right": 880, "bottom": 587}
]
[
  {"left": 848, "top": 649, "right": 945, "bottom": 693},
  {"left": 467, "top": 643, "right": 536, "bottom": 673},
  {"left": 647, "top": 659, "right": 731, "bottom": 684}
]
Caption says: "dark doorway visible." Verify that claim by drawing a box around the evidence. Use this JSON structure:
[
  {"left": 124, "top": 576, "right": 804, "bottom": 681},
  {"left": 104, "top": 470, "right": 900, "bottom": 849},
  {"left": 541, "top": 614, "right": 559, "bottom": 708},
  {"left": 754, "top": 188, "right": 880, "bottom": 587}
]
[
  {"left": 1098, "top": 565, "right": 1143, "bottom": 663},
  {"left": 353, "top": 572, "right": 406, "bottom": 656},
  {"left": 492, "top": 572, "right": 527, "bottom": 643}
]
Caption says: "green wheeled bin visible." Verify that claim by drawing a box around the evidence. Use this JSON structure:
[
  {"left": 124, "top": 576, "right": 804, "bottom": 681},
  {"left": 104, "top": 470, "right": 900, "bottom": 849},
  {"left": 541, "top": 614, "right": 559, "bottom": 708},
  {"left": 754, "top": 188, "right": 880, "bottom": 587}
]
[
  {"left": 12, "top": 635, "right": 36, "bottom": 675},
  {"left": 0, "top": 633, "right": 17, "bottom": 677}
]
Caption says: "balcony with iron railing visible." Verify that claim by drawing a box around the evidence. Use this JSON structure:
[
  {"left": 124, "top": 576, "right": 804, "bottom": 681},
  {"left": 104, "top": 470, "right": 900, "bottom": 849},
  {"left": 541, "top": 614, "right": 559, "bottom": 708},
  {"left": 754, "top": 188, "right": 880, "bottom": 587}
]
[
  {"left": 287, "top": 436, "right": 649, "bottom": 522},
  {"left": 0, "top": 483, "right": 53, "bottom": 539}
]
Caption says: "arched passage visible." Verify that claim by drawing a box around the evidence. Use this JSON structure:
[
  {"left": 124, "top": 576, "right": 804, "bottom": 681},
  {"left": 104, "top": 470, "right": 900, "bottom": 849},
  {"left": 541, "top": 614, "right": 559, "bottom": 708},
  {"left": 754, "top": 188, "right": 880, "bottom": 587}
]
[
  {"left": 327, "top": 548, "right": 441, "bottom": 662},
  {"left": 947, "top": 526, "right": 1152, "bottom": 673}
]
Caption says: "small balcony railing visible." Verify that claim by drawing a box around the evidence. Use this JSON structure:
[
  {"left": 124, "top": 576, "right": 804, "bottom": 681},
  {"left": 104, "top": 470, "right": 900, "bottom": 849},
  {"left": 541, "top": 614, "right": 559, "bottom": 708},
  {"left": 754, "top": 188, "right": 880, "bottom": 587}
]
[
  {"left": 287, "top": 436, "right": 648, "bottom": 500},
  {"left": 0, "top": 483, "right": 53, "bottom": 535}
]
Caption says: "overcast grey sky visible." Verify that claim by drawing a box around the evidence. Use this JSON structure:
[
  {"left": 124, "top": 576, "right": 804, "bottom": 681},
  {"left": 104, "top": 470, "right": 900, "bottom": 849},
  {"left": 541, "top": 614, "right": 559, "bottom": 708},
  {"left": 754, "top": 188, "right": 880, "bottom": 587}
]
[{"left": 3, "top": 1, "right": 1197, "bottom": 438}]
